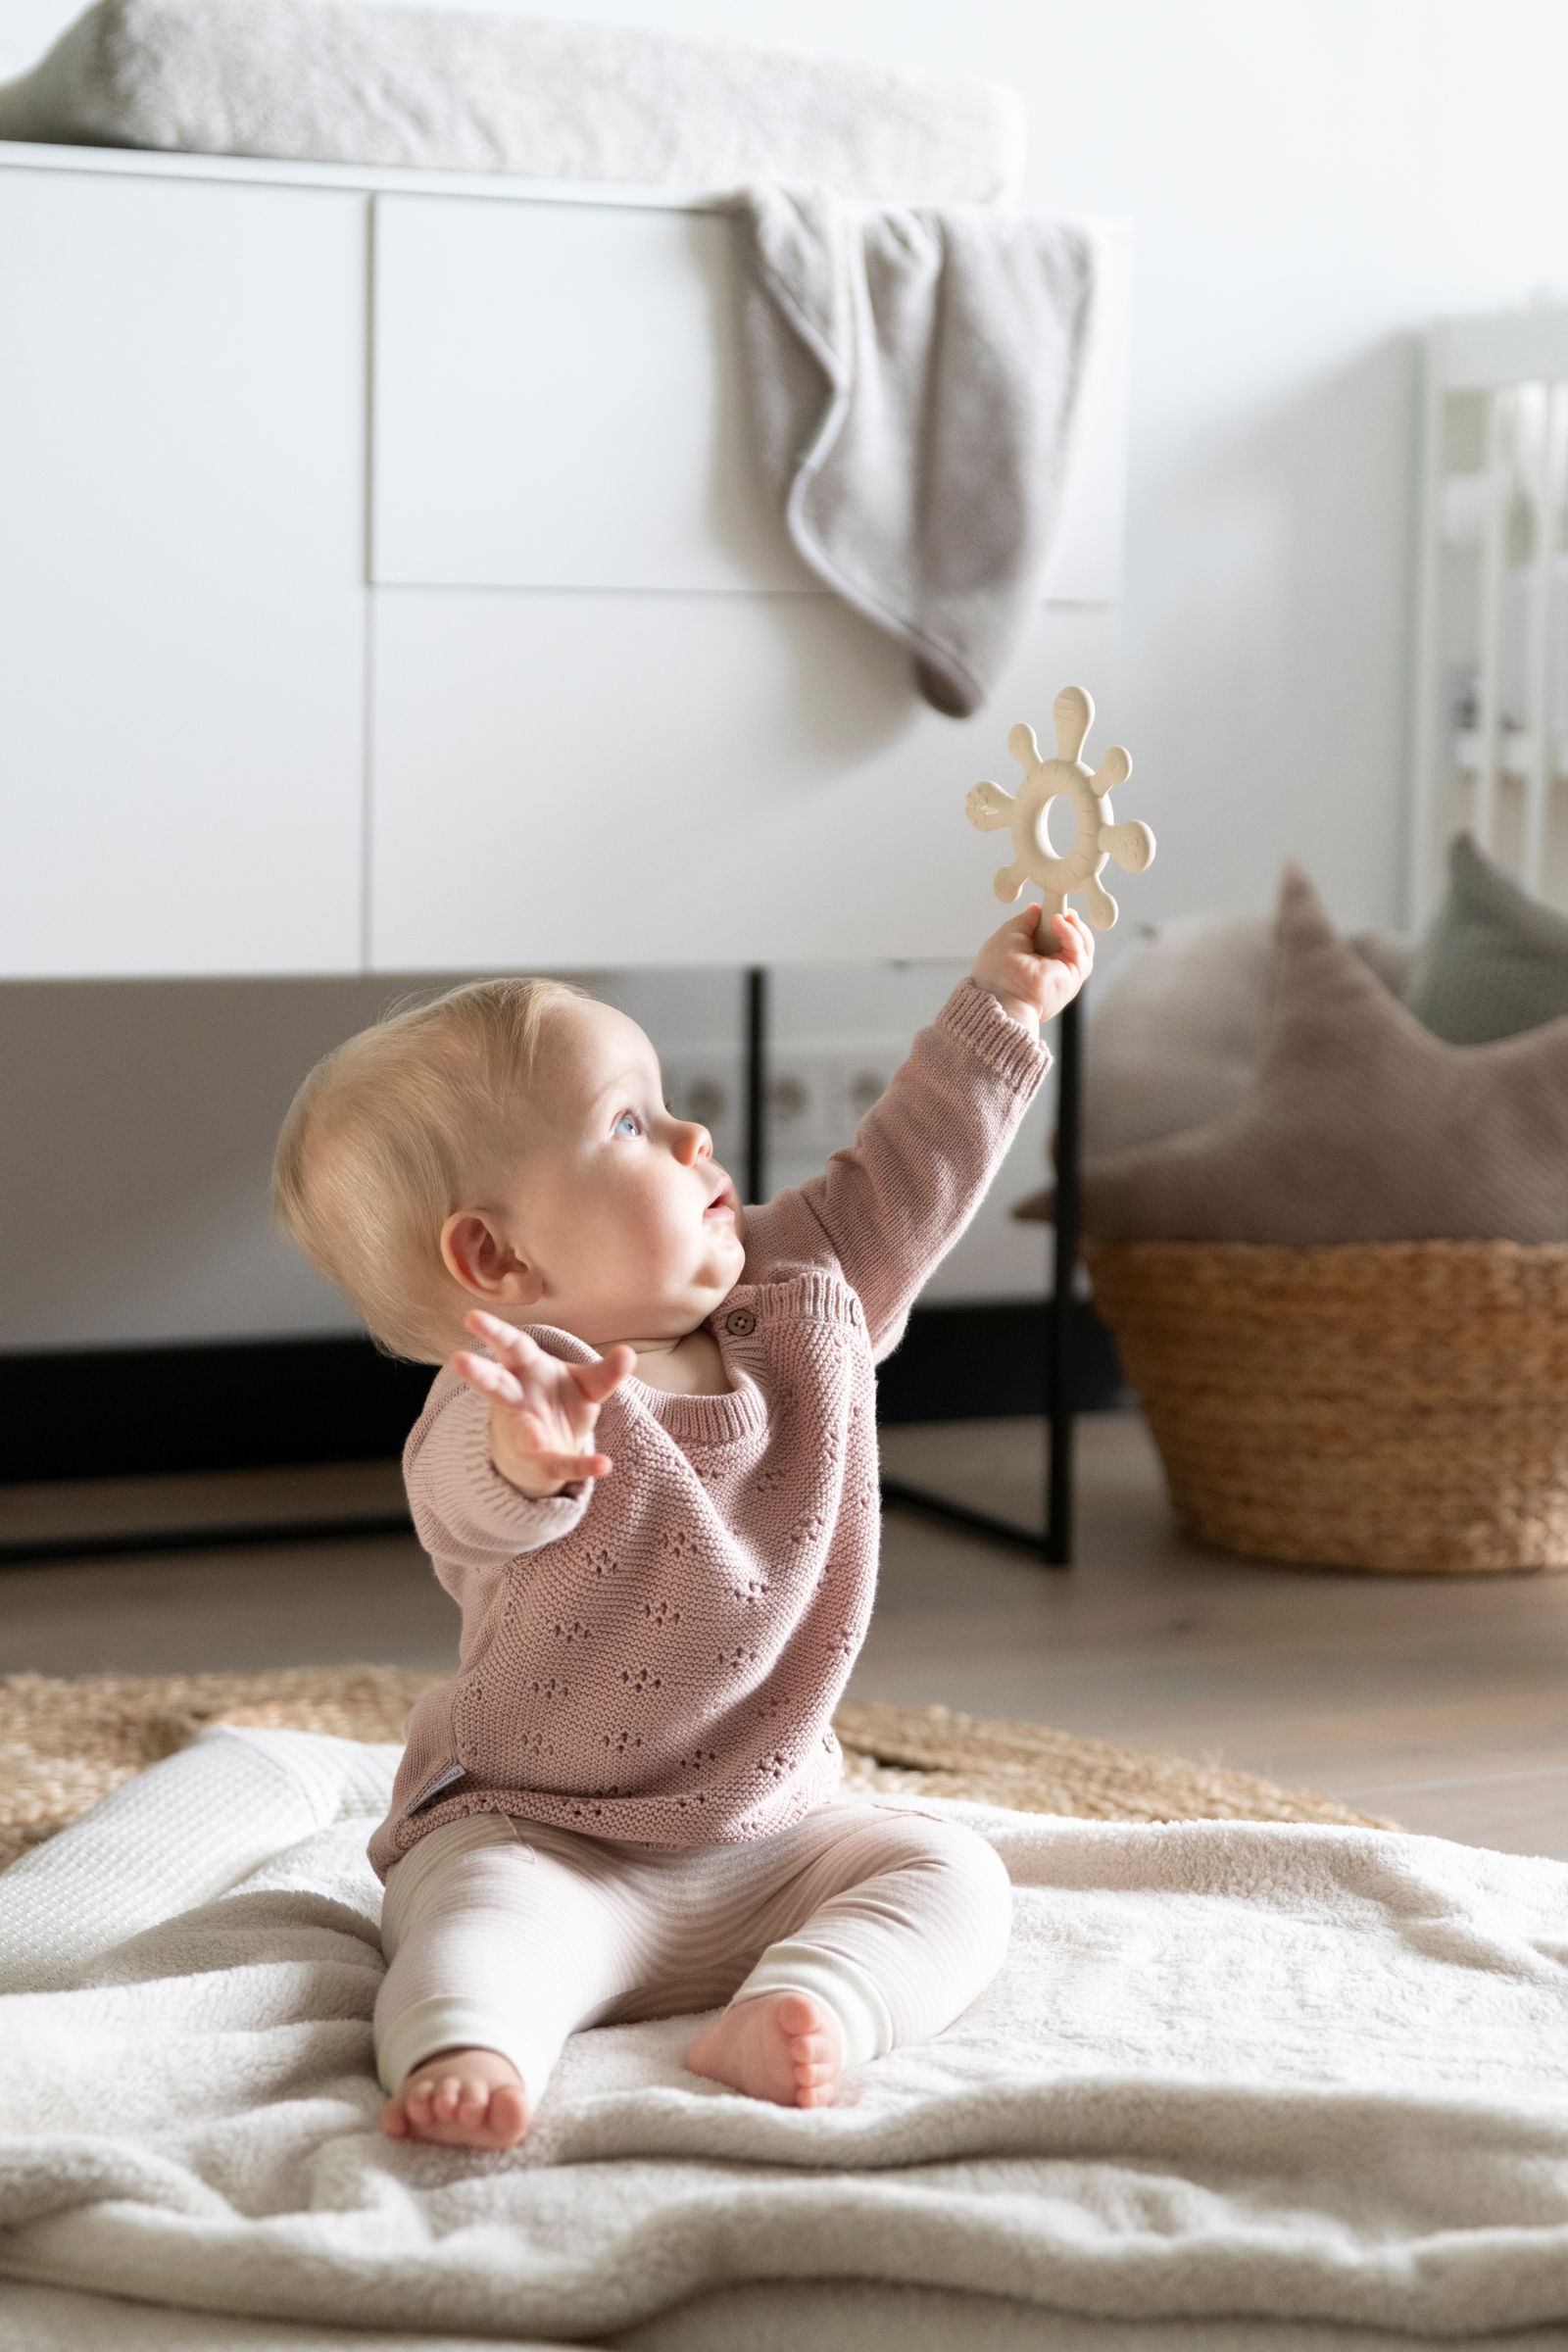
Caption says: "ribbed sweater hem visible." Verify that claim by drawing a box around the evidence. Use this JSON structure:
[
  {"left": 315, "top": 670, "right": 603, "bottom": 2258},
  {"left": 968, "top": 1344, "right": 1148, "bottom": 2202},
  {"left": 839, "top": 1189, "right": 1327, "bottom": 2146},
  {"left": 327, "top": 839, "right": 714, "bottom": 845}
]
[{"left": 379, "top": 1749, "right": 844, "bottom": 1873}]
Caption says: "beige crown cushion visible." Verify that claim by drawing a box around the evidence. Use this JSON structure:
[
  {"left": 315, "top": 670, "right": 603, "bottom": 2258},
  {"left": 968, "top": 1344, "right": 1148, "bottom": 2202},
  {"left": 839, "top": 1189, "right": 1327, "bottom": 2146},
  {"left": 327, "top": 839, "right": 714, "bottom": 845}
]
[
  {"left": 1012, "top": 907, "right": 1412, "bottom": 1221},
  {"left": 1405, "top": 829, "right": 1568, "bottom": 1045},
  {"left": 1080, "top": 911, "right": 1413, "bottom": 1162},
  {"left": 1083, "top": 913, "right": 1274, "bottom": 1162},
  {"left": 1079, "top": 863, "right": 1568, "bottom": 1246}
]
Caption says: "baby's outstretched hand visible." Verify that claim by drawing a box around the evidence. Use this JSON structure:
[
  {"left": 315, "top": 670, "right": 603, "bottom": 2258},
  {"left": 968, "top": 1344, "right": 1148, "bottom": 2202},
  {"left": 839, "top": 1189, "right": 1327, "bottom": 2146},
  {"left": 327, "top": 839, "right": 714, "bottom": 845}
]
[
  {"left": 971, "top": 904, "right": 1094, "bottom": 1033},
  {"left": 453, "top": 1310, "right": 634, "bottom": 1497}
]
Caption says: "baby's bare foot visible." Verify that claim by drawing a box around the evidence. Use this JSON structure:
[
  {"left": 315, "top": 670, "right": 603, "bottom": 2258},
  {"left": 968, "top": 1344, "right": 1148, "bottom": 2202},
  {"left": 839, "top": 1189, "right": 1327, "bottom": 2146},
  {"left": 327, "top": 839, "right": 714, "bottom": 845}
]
[
  {"left": 686, "top": 1990, "right": 844, "bottom": 2109},
  {"left": 381, "top": 2045, "right": 529, "bottom": 2149}
]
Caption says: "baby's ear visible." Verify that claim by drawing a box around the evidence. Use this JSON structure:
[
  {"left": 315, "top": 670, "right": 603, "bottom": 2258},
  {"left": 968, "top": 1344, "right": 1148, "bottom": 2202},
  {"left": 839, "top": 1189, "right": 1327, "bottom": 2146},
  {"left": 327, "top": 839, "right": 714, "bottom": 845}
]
[{"left": 441, "top": 1207, "right": 526, "bottom": 1299}]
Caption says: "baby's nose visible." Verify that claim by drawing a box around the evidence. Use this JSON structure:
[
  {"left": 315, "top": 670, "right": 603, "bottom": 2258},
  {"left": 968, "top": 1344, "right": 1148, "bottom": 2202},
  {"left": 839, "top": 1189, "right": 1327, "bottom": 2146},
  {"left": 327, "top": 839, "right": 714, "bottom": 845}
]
[{"left": 674, "top": 1121, "right": 712, "bottom": 1165}]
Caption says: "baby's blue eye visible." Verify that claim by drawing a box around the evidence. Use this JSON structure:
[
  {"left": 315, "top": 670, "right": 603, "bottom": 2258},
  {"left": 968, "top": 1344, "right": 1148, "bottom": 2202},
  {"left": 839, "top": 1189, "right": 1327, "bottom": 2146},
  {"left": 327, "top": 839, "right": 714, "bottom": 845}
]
[{"left": 612, "top": 1111, "right": 642, "bottom": 1138}]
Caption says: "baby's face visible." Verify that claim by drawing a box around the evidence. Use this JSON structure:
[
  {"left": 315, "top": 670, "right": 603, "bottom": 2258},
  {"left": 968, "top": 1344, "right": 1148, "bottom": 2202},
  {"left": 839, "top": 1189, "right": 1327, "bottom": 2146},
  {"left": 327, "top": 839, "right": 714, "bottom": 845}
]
[{"left": 477, "top": 1000, "right": 745, "bottom": 1346}]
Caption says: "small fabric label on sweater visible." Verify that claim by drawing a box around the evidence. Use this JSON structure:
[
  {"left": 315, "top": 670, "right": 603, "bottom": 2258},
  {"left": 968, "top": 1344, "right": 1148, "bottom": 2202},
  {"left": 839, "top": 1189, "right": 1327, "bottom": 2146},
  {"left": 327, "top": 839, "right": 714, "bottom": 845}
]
[{"left": 407, "top": 1762, "right": 468, "bottom": 1814}]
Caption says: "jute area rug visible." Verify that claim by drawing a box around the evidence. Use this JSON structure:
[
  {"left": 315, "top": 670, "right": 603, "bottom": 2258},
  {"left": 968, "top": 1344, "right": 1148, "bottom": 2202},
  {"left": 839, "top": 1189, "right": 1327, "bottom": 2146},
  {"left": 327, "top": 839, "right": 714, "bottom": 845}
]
[{"left": 0, "top": 1667, "right": 1391, "bottom": 1871}]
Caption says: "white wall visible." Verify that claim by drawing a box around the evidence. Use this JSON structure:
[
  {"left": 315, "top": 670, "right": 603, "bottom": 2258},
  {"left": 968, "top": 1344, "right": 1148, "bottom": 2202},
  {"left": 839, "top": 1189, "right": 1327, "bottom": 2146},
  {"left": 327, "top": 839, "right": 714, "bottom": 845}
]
[{"left": 6, "top": 0, "right": 1568, "bottom": 1350}]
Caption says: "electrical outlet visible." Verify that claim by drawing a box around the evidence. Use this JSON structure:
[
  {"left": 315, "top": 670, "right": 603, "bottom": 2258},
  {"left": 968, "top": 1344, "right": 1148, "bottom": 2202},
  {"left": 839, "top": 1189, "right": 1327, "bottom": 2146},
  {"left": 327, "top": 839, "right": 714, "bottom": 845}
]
[
  {"left": 662, "top": 1040, "right": 904, "bottom": 1176},
  {"left": 766, "top": 1046, "right": 904, "bottom": 1160},
  {"left": 682, "top": 1072, "right": 732, "bottom": 1133},
  {"left": 766, "top": 1065, "right": 821, "bottom": 1152},
  {"left": 662, "top": 1057, "right": 742, "bottom": 1164},
  {"left": 832, "top": 1054, "right": 897, "bottom": 1138}
]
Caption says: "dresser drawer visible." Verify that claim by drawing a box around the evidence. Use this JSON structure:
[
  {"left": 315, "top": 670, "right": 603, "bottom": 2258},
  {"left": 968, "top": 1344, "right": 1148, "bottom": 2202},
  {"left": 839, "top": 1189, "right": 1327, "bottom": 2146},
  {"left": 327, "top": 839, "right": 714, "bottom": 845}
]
[
  {"left": 367, "top": 584, "right": 1120, "bottom": 970},
  {"left": 370, "top": 193, "right": 811, "bottom": 593}
]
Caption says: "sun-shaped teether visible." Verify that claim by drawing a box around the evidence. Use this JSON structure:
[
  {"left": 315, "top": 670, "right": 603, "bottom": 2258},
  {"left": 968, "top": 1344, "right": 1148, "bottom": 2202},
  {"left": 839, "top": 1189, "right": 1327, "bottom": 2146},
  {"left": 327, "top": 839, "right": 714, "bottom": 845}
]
[{"left": 965, "top": 686, "right": 1155, "bottom": 946}]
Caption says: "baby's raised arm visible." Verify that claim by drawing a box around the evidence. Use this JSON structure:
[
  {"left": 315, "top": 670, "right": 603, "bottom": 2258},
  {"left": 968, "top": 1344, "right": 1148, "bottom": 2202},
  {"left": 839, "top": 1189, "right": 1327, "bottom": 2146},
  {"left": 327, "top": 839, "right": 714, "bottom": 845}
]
[{"left": 743, "top": 906, "right": 1090, "bottom": 1355}]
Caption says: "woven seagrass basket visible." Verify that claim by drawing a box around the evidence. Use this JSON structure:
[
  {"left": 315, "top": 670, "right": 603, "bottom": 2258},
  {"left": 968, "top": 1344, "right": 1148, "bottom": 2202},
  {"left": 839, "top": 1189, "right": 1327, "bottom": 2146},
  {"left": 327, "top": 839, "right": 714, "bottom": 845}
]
[{"left": 1084, "top": 1238, "right": 1568, "bottom": 1573}]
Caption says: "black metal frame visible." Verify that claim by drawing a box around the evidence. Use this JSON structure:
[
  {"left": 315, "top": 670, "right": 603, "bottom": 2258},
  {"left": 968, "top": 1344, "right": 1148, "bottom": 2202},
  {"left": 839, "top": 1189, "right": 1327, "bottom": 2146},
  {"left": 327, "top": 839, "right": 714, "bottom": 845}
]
[
  {"left": 741, "top": 968, "right": 1079, "bottom": 1570},
  {"left": 744, "top": 967, "right": 770, "bottom": 1208}
]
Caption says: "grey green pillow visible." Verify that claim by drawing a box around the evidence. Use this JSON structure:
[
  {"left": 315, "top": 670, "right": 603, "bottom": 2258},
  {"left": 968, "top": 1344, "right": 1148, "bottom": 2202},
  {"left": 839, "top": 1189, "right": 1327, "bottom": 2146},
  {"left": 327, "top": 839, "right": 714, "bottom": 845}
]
[{"left": 1405, "top": 831, "right": 1568, "bottom": 1044}]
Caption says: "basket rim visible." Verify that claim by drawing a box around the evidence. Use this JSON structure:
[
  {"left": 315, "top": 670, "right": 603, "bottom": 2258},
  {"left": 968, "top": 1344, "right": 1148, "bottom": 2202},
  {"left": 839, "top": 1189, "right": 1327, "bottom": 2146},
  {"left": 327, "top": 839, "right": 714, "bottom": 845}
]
[{"left": 1083, "top": 1238, "right": 1568, "bottom": 1266}]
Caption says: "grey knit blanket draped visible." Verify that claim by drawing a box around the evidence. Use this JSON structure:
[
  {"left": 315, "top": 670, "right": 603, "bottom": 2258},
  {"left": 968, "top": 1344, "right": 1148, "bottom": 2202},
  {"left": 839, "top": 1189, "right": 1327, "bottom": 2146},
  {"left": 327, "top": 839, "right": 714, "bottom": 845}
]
[{"left": 732, "top": 186, "right": 1095, "bottom": 718}]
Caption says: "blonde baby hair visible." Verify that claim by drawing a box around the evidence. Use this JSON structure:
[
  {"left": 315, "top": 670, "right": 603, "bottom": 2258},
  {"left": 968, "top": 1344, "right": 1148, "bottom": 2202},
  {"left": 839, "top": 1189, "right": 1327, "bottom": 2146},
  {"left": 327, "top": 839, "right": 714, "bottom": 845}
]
[{"left": 272, "top": 975, "right": 587, "bottom": 1362}]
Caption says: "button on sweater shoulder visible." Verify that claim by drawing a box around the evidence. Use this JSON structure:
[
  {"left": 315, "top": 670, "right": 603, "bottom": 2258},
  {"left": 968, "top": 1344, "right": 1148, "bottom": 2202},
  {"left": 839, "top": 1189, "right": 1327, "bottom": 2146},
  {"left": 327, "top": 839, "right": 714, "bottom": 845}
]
[{"left": 368, "top": 982, "right": 1050, "bottom": 1878}]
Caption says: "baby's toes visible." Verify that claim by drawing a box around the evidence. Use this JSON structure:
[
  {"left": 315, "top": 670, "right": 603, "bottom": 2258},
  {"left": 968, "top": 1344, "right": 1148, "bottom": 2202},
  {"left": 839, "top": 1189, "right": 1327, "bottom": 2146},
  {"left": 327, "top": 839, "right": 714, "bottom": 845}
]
[
  {"left": 430, "top": 2073, "right": 466, "bottom": 2124},
  {"left": 777, "top": 1993, "right": 843, "bottom": 2109},
  {"left": 487, "top": 2082, "right": 529, "bottom": 2147},
  {"left": 456, "top": 2080, "right": 490, "bottom": 2131},
  {"left": 794, "top": 2050, "right": 840, "bottom": 2107},
  {"left": 380, "top": 2094, "right": 411, "bottom": 2139},
  {"left": 787, "top": 2025, "right": 828, "bottom": 2077}
]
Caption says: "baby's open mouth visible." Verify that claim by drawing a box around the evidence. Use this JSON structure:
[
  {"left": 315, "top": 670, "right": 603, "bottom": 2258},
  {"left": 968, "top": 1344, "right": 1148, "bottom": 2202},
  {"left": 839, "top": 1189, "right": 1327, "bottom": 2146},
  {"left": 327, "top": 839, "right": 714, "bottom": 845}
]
[{"left": 705, "top": 1176, "right": 739, "bottom": 1219}]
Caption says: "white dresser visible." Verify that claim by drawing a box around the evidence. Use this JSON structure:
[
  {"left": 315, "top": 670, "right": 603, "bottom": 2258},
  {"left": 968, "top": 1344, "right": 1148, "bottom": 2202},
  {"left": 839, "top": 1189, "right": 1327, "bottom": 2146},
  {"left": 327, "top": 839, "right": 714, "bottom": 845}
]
[{"left": 0, "top": 141, "right": 1131, "bottom": 978}]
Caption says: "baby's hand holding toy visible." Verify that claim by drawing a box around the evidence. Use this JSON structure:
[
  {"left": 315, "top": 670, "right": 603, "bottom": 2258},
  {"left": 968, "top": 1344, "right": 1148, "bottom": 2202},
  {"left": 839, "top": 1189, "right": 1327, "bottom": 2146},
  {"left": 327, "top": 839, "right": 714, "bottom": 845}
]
[
  {"left": 973, "top": 903, "right": 1094, "bottom": 1033},
  {"left": 454, "top": 1309, "right": 634, "bottom": 1496}
]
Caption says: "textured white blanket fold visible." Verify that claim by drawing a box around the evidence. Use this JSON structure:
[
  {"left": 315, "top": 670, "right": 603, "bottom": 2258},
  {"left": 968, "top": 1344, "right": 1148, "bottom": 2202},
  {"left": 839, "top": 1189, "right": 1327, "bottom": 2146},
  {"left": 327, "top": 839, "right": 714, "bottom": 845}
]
[
  {"left": 733, "top": 187, "right": 1094, "bottom": 718},
  {"left": 0, "top": 1726, "right": 1566, "bottom": 2350},
  {"left": 0, "top": 0, "right": 1024, "bottom": 205}
]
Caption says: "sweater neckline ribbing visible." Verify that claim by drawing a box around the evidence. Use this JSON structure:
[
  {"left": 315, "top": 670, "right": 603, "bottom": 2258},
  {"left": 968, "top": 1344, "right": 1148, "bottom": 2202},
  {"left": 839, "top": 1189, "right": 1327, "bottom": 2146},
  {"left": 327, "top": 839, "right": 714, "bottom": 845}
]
[{"left": 626, "top": 1371, "right": 768, "bottom": 1446}]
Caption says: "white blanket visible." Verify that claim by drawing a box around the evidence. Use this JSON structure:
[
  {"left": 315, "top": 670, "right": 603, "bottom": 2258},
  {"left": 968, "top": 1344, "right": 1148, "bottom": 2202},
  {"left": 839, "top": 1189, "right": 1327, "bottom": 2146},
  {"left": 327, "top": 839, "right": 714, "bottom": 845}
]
[
  {"left": 0, "top": 0, "right": 1024, "bottom": 206},
  {"left": 1, "top": 1726, "right": 1567, "bottom": 2351},
  {"left": 733, "top": 187, "right": 1093, "bottom": 718}
]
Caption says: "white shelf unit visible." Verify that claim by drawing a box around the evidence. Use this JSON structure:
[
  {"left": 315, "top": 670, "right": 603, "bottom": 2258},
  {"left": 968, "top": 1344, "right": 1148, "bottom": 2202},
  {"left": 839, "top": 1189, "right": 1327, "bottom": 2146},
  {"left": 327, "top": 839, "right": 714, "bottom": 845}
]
[
  {"left": 0, "top": 139, "right": 1131, "bottom": 979},
  {"left": 1411, "top": 305, "right": 1568, "bottom": 924}
]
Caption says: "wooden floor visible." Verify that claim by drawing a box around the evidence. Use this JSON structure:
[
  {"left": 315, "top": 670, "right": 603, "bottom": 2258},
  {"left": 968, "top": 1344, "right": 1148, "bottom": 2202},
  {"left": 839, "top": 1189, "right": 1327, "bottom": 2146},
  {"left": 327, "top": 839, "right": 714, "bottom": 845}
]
[{"left": 3, "top": 1413, "right": 1566, "bottom": 1860}]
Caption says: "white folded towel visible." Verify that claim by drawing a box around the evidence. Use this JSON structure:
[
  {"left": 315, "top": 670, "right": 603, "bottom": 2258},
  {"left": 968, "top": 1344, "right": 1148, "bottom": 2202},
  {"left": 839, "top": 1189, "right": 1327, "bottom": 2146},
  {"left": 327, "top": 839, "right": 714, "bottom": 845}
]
[
  {"left": 733, "top": 187, "right": 1095, "bottom": 716},
  {"left": 0, "top": 0, "right": 1025, "bottom": 205}
]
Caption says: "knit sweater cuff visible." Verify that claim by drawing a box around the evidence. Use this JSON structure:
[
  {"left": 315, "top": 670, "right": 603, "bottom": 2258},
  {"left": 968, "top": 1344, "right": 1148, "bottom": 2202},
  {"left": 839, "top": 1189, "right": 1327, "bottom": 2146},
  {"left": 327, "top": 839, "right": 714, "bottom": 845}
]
[
  {"left": 937, "top": 977, "right": 1054, "bottom": 1096},
  {"left": 416, "top": 1384, "right": 593, "bottom": 1554}
]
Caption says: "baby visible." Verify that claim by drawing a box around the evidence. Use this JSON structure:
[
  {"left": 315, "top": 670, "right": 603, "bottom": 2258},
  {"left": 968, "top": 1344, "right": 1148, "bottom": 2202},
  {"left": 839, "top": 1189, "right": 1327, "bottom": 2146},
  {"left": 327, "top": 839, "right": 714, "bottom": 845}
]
[{"left": 273, "top": 904, "right": 1091, "bottom": 2151}]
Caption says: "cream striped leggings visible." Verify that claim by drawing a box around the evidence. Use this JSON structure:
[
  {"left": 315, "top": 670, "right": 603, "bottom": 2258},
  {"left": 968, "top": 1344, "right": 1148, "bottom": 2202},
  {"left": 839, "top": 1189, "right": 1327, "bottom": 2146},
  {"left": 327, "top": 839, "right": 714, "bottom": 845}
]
[{"left": 375, "top": 1800, "right": 1012, "bottom": 2108}]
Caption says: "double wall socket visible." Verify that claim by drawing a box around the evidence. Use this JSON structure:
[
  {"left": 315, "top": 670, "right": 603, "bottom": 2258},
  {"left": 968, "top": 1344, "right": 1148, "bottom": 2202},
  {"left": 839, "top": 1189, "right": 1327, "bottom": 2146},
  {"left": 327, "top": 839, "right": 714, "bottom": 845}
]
[{"left": 662, "top": 1042, "right": 904, "bottom": 1171}]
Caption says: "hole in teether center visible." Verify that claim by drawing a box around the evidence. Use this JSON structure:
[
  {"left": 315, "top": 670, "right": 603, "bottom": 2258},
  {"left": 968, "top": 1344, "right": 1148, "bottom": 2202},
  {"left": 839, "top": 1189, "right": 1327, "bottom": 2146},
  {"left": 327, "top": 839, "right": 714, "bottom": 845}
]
[{"left": 1032, "top": 796, "right": 1066, "bottom": 859}]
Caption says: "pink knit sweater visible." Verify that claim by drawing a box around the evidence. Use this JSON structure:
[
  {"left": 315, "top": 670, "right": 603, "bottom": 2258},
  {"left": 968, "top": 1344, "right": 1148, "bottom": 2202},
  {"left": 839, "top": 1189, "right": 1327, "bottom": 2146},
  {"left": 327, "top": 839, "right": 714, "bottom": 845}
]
[{"left": 368, "top": 981, "right": 1049, "bottom": 1879}]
